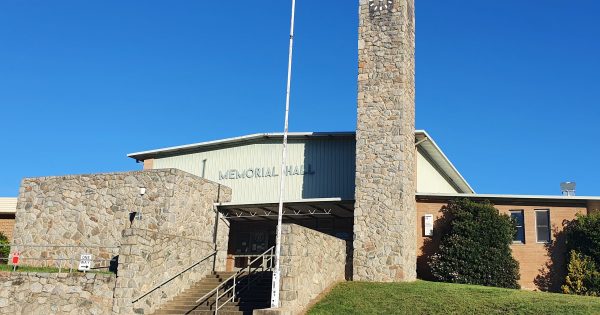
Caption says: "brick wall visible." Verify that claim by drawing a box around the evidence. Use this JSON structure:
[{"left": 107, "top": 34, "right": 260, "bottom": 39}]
[
  {"left": 416, "top": 200, "right": 586, "bottom": 291},
  {"left": 0, "top": 215, "right": 15, "bottom": 241},
  {"left": 143, "top": 159, "right": 154, "bottom": 170}
]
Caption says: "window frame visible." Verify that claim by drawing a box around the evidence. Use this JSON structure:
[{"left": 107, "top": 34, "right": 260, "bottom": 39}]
[
  {"left": 535, "top": 209, "right": 551, "bottom": 244},
  {"left": 510, "top": 210, "right": 525, "bottom": 244}
]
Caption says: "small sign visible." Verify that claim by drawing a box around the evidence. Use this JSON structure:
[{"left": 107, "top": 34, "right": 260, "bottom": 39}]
[
  {"left": 78, "top": 254, "right": 93, "bottom": 271},
  {"left": 424, "top": 214, "right": 434, "bottom": 236},
  {"left": 11, "top": 252, "right": 20, "bottom": 265}
]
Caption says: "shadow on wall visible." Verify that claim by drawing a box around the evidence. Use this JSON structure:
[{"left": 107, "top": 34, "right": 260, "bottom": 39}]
[
  {"left": 300, "top": 137, "right": 356, "bottom": 280},
  {"left": 418, "top": 205, "right": 570, "bottom": 292},
  {"left": 534, "top": 221, "right": 569, "bottom": 292},
  {"left": 300, "top": 137, "right": 356, "bottom": 200},
  {"left": 417, "top": 204, "right": 451, "bottom": 281},
  {"left": 345, "top": 240, "right": 353, "bottom": 281}
]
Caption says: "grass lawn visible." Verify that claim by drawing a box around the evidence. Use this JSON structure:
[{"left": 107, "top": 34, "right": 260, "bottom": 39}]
[{"left": 307, "top": 280, "right": 600, "bottom": 315}]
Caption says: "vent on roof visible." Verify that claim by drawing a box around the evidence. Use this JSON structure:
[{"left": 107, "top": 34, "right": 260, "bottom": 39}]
[{"left": 561, "top": 182, "right": 576, "bottom": 196}]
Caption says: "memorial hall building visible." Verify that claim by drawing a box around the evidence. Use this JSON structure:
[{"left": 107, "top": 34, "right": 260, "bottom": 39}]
[
  {"left": 127, "top": 130, "right": 600, "bottom": 291},
  {"left": 3, "top": 2, "right": 600, "bottom": 313}
]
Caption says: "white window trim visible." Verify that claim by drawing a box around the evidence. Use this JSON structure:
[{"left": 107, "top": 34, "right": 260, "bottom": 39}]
[{"left": 535, "top": 209, "right": 551, "bottom": 244}]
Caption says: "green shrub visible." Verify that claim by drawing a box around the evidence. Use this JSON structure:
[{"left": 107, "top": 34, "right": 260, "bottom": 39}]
[
  {"left": 429, "top": 198, "right": 520, "bottom": 289},
  {"left": 565, "top": 212, "right": 600, "bottom": 267},
  {"left": 562, "top": 250, "right": 600, "bottom": 296},
  {"left": 0, "top": 232, "right": 9, "bottom": 264},
  {"left": 562, "top": 212, "right": 600, "bottom": 295}
]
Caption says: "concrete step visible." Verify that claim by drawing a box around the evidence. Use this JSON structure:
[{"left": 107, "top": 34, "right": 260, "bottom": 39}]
[
  {"left": 176, "top": 299, "right": 266, "bottom": 305},
  {"left": 151, "top": 271, "right": 273, "bottom": 315},
  {"left": 157, "top": 305, "right": 241, "bottom": 312},
  {"left": 168, "top": 298, "right": 268, "bottom": 305},
  {"left": 183, "top": 286, "right": 270, "bottom": 296},
  {"left": 154, "top": 311, "right": 243, "bottom": 315},
  {"left": 157, "top": 308, "right": 242, "bottom": 313},
  {"left": 184, "top": 286, "right": 271, "bottom": 297},
  {"left": 198, "top": 279, "right": 223, "bottom": 287},
  {"left": 168, "top": 298, "right": 237, "bottom": 305}
]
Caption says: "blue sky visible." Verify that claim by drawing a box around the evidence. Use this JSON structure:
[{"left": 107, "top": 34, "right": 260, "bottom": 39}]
[{"left": 0, "top": 0, "right": 598, "bottom": 196}]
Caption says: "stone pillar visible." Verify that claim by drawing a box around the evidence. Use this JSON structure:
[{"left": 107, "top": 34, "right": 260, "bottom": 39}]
[{"left": 353, "top": 0, "right": 417, "bottom": 282}]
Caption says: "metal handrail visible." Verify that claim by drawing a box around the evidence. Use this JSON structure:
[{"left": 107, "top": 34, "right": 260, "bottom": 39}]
[
  {"left": 131, "top": 250, "right": 217, "bottom": 304},
  {"left": 0, "top": 244, "right": 121, "bottom": 273},
  {"left": 195, "top": 246, "right": 275, "bottom": 313}
]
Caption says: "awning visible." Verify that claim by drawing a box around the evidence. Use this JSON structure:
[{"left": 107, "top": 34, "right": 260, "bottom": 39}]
[{"left": 216, "top": 198, "right": 354, "bottom": 221}]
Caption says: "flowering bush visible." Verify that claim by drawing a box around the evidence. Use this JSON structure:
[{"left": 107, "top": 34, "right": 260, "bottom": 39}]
[
  {"left": 562, "top": 250, "right": 600, "bottom": 296},
  {"left": 562, "top": 213, "right": 600, "bottom": 296}
]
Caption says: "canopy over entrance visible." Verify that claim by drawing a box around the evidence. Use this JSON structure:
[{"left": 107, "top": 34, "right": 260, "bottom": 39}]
[
  {"left": 217, "top": 198, "right": 354, "bottom": 222},
  {"left": 219, "top": 199, "right": 354, "bottom": 266}
]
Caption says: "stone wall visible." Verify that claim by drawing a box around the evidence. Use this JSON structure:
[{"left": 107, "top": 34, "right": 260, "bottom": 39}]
[
  {"left": 10, "top": 169, "right": 231, "bottom": 314},
  {"left": 354, "top": 0, "right": 417, "bottom": 281},
  {"left": 278, "top": 224, "right": 346, "bottom": 314},
  {"left": 0, "top": 272, "right": 115, "bottom": 315},
  {"left": 114, "top": 222, "right": 229, "bottom": 314},
  {"left": 12, "top": 169, "right": 230, "bottom": 270}
]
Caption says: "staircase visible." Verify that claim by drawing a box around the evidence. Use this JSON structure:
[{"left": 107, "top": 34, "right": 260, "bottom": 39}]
[{"left": 152, "top": 271, "right": 272, "bottom": 315}]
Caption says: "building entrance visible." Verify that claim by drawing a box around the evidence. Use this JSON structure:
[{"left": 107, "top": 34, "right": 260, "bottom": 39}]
[{"left": 217, "top": 198, "right": 354, "bottom": 271}]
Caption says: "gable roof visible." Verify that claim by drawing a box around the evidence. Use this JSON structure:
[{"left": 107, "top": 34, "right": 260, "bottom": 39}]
[{"left": 128, "top": 130, "right": 475, "bottom": 194}]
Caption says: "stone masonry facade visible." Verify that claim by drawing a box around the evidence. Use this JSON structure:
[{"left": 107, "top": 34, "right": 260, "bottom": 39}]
[
  {"left": 115, "top": 226, "right": 227, "bottom": 314},
  {"left": 354, "top": 0, "right": 417, "bottom": 281},
  {"left": 278, "top": 224, "right": 347, "bottom": 314},
  {"left": 12, "top": 169, "right": 230, "bottom": 267},
  {"left": 8, "top": 169, "right": 231, "bottom": 314},
  {"left": 0, "top": 272, "right": 115, "bottom": 315}
]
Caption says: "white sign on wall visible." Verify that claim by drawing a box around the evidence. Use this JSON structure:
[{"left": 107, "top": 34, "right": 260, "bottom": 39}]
[
  {"left": 424, "top": 214, "right": 434, "bottom": 237},
  {"left": 78, "top": 254, "right": 93, "bottom": 271}
]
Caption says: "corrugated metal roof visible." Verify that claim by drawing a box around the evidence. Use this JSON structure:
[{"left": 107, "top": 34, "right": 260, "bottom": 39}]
[
  {"left": 127, "top": 132, "right": 355, "bottom": 160},
  {"left": 0, "top": 198, "right": 17, "bottom": 214},
  {"left": 127, "top": 130, "right": 475, "bottom": 194}
]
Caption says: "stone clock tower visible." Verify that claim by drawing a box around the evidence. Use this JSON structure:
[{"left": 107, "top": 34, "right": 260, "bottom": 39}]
[{"left": 353, "top": 0, "right": 417, "bottom": 282}]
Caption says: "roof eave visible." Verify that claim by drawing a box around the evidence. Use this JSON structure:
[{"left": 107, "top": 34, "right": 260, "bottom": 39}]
[
  {"left": 417, "top": 192, "right": 600, "bottom": 205},
  {"left": 127, "top": 132, "right": 355, "bottom": 160},
  {"left": 415, "top": 130, "right": 475, "bottom": 194}
]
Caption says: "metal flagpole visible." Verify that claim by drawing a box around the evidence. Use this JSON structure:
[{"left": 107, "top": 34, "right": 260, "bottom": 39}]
[{"left": 271, "top": 0, "right": 297, "bottom": 309}]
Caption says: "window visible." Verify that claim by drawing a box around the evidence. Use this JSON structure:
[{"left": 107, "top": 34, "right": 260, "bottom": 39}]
[
  {"left": 535, "top": 210, "right": 551, "bottom": 243},
  {"left": 510, "top": 210, "right": 525, "bottom": 243}
]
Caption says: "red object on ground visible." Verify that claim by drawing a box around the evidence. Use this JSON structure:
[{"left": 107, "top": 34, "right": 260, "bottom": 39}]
[{"left": 11, "top": 252, "right": 19, "bottom": 265}]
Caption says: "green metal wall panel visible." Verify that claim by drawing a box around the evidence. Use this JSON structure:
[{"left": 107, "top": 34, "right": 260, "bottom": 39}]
[{"left": 153, "top": 138, "right": 356, "bottom": 203}]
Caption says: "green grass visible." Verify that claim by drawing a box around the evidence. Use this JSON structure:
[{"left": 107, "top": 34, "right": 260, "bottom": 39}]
[
  {"left": 307, "top": 281, "right": 600, "bottom": 315},
  {"left": 0, "top": 264, "right": 113, "bottom": 274}
]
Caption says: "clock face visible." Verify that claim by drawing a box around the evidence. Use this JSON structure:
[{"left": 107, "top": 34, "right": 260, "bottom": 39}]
[{"left": 369, "top": 0, "right": 393, "bottom": 12}]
